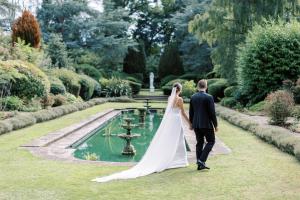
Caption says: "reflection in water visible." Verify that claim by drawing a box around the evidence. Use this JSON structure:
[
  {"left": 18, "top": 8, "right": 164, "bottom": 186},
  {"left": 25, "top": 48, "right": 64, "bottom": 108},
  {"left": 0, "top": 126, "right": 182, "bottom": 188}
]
[{"left": 73, "top": 109, "right": 163, "bottom": 162}]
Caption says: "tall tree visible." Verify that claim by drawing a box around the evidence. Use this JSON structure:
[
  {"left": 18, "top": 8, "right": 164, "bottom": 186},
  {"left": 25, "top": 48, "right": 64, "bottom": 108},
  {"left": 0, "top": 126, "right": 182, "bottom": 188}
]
[
  {"left": 12, "top": 10, "right": 41, "bottom": 48},
  {"left": 189, "top": 0, "right": 300, "bottom": 82}
]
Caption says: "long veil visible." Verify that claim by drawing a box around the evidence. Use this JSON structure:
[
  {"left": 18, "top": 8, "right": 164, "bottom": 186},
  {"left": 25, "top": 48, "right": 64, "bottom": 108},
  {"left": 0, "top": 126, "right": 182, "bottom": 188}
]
[{"left": 92, "top": 87, "right": 180, "bottom": 183}]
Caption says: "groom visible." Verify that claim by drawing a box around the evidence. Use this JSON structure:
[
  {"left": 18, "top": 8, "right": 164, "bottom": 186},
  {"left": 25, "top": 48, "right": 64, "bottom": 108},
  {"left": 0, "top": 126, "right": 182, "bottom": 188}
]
[{"left": 189, "top": 79, "right": 218, "bottom": 170}]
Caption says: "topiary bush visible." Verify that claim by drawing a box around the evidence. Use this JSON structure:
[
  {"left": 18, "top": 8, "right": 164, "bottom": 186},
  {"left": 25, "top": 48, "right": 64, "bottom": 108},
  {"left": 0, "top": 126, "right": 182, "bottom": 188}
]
[
  {"left": 75, "top": 64, "right": 101, "bottom": 81},
  {"left": 160, "top": 75, "right": 178, "bottom": 87},
  {"left": 40, "top": 95, "right": 54, "bottom": 109},
  {"left": 248, "top": 101, "right": 266, "bottom": 112},
  {"left": 265, "top": 90, "right": 294, "bottom": 125},
  {"left": 237, "top": 20, "right": 300, "bottom": 105},
  {"left": 0, "top": 96, "right": 24, "bottom": 111},
  {"left": 220, "top": 97, "right": 237, "bottom": 108},
  {"left": 0, "top": 60, "right": 50, "bottom": 99},
  {"left": 182, "top": 80, "right": 196, "bottom": 98},
  {"left": 179, "top": 73, "right": 204, "bottom": 82},
  {"left": 50, "top": 69, "right": 81, "bottom": 97},
  {"left": 49, "top": 76, "right": 66, "bottom": 95},
  {"left": 207, "top": 78, "right": 229, "bottom": 102},
  {"left": 224, "top": 86, "right": 238, "bottom": 98},
  {"left": 79, "top": 74, "right": 96, "bottom": 101}
]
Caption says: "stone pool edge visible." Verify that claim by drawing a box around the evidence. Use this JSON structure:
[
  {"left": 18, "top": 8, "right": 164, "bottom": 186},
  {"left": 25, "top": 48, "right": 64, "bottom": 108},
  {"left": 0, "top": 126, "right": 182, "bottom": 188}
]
[{"left": 21, "top": 108, "right": 231, "bottom": 166}]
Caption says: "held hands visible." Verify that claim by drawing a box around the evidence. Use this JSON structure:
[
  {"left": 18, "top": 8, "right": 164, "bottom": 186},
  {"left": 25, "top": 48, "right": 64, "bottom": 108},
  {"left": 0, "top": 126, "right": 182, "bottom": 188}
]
[{"left": 214, "top": 127, "right": 218, "bottom": 132}]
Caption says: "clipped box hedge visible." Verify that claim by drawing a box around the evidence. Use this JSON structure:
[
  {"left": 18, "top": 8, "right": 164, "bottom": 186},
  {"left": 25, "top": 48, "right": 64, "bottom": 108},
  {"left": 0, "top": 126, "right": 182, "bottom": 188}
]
[
  {"left": 216, "top": 104, "right": 300, "bottom": 161},
  {"left": 0, "top": 97, "right": 136, "bottom": 135}
]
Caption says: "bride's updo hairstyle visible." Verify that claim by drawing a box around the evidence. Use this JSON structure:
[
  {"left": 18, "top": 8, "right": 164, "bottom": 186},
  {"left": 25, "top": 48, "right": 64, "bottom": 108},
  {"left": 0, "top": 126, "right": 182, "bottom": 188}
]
[{"left": 173, "top": 82, "right": 182, "bottom": 93}]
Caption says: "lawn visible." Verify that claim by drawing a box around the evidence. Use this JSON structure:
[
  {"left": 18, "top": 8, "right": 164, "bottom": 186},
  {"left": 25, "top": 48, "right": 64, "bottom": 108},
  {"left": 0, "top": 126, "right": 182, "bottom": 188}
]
[{"left": 0, "top": 102, "right": 300, "bottom": 200}]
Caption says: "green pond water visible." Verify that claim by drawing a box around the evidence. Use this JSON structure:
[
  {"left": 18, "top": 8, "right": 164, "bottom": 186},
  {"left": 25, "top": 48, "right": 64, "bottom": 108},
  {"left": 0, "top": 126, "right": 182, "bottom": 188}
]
[{"left": 73, "top": 109, "right": 164, "bottom": 162}]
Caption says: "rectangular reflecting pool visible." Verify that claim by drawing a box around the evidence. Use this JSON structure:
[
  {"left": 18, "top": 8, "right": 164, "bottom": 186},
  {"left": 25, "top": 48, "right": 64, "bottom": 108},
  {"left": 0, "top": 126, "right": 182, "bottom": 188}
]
[{"left": 72, "top": 109, "right": 164, "bottom": 162}]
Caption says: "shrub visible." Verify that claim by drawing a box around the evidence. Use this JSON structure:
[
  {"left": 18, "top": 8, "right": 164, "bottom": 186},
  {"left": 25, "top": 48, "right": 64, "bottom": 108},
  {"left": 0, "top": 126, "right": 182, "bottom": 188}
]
[
  {"left": 12, "top": 10, "right": 41, "bottom": 48},
  {"left": 46, "top": 33, "right": 69, "bottom": 68},
  {"left": 160, "top": 75, "right": 178, "bottom": 87},
  {"left": 20, "top": 97, "right": 42, "bottom": 112},
  {"left": 248, "top": 101, "right": 266, "bottom": 112},
  {"left": 123, "top": 45, "right": 146, "bottom": 75},
  {"left": 50, "top": 69, "right": 81, "bottom": 97},
  {"left": 49, "top": 76, "right": 66, "bottom": 95},
  {"left": 237, "top": 21, "right": 300, "bottom": 105},
  {"left": 127, "top": 81, "right": 142, "bottom": 95},
  {"left": 79, "top": 74, "right": 96, "bottom": 101},
  {"left": 126, "top": 76, "right": 142, "bottom": 84},
  {"left": 182, "top": 80, "right": 196, "bottom": 98},
  {"left": 220, "top": 97, "right": 238, "bottom": 108},
  {"left": 293, "top": 86, "right": 300, "bottom": 104},
  {"left": 265, "top": 90, "right": 294, "bottom": 125},
  {"left": 75, "top": 64, "right": 101, "bottom": 80},
  {"left": 53, "top": 94, "right": 67, "bottom": 107},
  {"left": 0, "top": 96, "right": 24, "bottom": 111},
  {"left": 100, "top": 77, "right": 131, "bottom": 97},
  {"left": 40, "top": 95, "right": 54, "bottom": 109},
  {"left": 224, "top": 86, "right": 238, "bottom": 97},
  {"left": 207, "top": 78, "right": 229, "bottom": 102},
  {"left": 292, "top": 106, "right": 300, "bottom": 121},
  {"left": 216, "top": 104, "right": 300, "bottom": 162},
  {"left": 179, "top": 73, "right": 204, "bottom": 82},
  {"left": 0, "top": 60, "right": 50, "bottom": 99},
  {"left": 64, "top": 93, "right": 81, "bottom": 104},
  {"left": 8, "top": 113, "right": 36, "bottom": 130},
  {"left": 162, "top": 79, "right": 187, "bottom": 95}
]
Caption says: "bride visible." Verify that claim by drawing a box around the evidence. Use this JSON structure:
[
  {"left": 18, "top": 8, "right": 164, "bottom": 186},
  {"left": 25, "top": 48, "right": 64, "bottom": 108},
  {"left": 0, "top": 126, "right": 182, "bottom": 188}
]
[{"left": 92, "top": 83, "right": 191, "bottom": 183}]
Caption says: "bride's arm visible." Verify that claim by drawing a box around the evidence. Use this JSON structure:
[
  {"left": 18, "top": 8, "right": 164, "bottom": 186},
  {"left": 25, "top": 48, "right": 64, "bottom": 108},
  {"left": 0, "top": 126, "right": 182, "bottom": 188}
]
[{"left": 178, "top": 98, "right": 192, "bottom": 127}]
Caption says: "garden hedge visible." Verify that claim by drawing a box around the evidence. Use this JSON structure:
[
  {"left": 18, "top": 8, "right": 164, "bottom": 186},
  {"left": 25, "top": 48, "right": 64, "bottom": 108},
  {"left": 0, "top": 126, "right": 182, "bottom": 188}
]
[
  {"left": 237, "top": 20, "right": 300, "bottom": 105},
  {"left": 216, "top": 104, "right": 300, "bottom": 161},
  {"left": 0, "top": 97, "right": 136, "bottom": 135},
  {"left": 0, "top": 60, "right": 50, "bottom": 99}
]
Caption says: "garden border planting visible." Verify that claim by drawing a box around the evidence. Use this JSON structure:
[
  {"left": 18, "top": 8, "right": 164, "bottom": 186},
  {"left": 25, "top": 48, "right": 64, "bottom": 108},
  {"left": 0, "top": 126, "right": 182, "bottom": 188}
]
[{"left": 216, "top": 104, "right": 300, "bottom": 161}]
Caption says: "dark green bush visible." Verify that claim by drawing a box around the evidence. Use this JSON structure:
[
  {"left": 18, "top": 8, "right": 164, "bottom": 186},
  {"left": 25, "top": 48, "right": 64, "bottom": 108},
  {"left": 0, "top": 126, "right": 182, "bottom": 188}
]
[
  {"left": 162, "top": 79, "right": 187, "bottom": 95},
  {"left": 207, "top": 78, "right": 229, "bottom": 102},
  {"left": 0, "top": 96, "right": 24, "bottom": 111},
  {"left": 220, "top": 97, "right": 237, "bottom": 108},
  {"left": 79, "top": 74, "right": 96, "bottom": 101},
  {"left": 126, "top": 76, "right": 142, "bottom": 84},
  {"left": 160, "top": 75, "right": 178, "bottom": 87},
  {"left": 237, "top": 21, "right": 300, "bottom": 105},
  {"left": 293, "top": 86, "right": 300, "bottom": 104},
  {"left": 75, "top": 64, "right": 101, "bottom": 81},
  {"left": 224, "top": 86, "right": 238, "bottom": 97},
  {"left": 248, "top": 101, "right": 266, "bottom": 112},
  {"left": 127, "top": 81, "right": 142, "bottom": 95},
  {"left": 0, "top": 60, "right": 50, "bottom": 99},
  {"left": 50, "top": 69, "right": 81, "bottom": 97},
  {"left": 265, "top": 90, "right": 294, "bottom": 125},
  {"left": 179, "top": 73, "right": 204, "bottom": 82},
  {"left": 49, "top": 76, "right": 66, "bottom": 95}
]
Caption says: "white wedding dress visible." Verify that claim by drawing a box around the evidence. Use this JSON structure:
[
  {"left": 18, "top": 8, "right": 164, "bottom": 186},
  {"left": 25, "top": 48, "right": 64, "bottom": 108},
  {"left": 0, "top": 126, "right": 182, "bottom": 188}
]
[{"left": 92, "top": 88, "right": 188, "bottom": 183}]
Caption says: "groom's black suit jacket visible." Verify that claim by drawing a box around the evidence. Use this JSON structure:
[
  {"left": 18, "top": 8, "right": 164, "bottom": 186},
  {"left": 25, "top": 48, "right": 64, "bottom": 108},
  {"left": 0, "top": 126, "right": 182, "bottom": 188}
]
[{"left": 189, "top": 91, "right": 218, "bottom": 129}]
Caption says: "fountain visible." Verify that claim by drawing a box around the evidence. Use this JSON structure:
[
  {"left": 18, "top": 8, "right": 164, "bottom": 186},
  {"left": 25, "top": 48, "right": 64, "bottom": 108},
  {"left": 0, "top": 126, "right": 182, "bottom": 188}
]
[
  {"left": 118, "top": 117, "right": 141, "bottom": 155},
  {"left": 144, "top": 98, "right": 151, "bottom": 112},
  {"left": 138, "top": 108, "right": 147, "bottom": 124}
]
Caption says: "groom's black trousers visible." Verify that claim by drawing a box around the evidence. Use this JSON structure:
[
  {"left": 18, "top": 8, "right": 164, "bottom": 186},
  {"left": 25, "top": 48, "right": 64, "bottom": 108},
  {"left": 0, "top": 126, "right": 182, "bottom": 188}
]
[{"left": 194, "top": 128, "right": 215, "bottom": 163}]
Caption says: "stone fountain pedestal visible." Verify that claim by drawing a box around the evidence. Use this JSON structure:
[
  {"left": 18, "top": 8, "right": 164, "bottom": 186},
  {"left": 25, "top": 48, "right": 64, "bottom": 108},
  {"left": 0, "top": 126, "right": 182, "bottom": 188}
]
[{"left": 118, "top": 117, "right": 141, "bottom": 155}]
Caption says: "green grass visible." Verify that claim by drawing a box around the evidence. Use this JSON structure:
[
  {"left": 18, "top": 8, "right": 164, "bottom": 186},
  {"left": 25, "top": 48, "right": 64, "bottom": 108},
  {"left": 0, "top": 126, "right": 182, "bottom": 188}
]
[{"left": 0, "top": 102, "right": 300, "bottom": 200}]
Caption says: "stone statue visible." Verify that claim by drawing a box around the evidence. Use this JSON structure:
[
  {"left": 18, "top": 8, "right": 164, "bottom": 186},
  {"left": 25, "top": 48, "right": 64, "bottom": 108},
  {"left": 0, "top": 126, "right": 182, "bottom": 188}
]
[{"left": 150, "top": 72, "right": 155, "bottom": 92}]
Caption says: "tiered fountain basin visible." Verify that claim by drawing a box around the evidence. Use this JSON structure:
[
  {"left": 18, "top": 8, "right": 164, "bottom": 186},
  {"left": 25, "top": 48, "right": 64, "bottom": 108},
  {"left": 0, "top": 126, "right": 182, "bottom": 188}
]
[{"left": 72, "top": 109, "right": 166, "bottom": 162}]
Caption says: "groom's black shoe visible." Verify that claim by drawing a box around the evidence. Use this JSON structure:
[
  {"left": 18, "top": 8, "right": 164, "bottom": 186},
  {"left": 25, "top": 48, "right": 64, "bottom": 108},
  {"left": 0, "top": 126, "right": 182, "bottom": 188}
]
[{"left": 197, "top": 161, "right": 210, "bottom": 170}]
